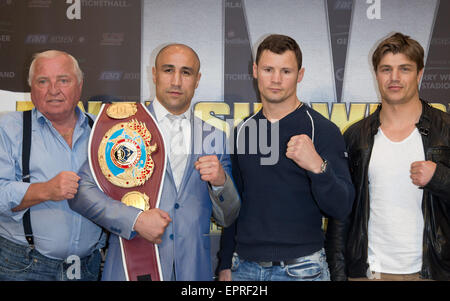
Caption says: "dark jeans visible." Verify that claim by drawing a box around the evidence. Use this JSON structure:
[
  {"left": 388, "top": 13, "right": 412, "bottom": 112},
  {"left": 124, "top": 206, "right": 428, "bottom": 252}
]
[{"left": 0, "top": 235, "right": 101, "bottom": 281}]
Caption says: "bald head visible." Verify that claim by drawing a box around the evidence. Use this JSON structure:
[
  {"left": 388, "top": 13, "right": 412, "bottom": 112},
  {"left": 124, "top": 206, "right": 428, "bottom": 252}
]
[
  {"left": 152, "top": 43, "right": 202, "bottom": 115},
  {"left": 155, "top": 44, "right": 200, "bottom": 73}
]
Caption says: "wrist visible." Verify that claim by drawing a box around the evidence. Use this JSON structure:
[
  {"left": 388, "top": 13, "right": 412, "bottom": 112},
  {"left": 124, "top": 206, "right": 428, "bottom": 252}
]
[
  {"left": 319, "top": 159, "right": 328, "bottom": 174},
  {"left": 30, "top": 182, "right": 51, "bottom": 202},
  {"left": 209, "top": 171, "right": 226, "bottom": 187},
  {"left": 311, "top": 158, "right": 327, "bottom": 174}
]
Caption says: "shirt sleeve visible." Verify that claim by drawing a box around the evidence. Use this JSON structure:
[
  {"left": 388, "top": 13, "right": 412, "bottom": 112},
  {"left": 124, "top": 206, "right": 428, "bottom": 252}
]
[
  {"left": 307, "top": 121, "right": 355, "bottom": 220},
  {"left": 0, "top": 115, "right": 31, "bottom": 221}
]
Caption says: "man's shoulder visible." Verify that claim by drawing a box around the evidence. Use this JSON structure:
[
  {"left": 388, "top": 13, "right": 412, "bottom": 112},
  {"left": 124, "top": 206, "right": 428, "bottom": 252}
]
[
  {"left": 426, "top": 103, "right": 450, "bottom": 124},
  {"left": 0, "top": 111, "right": 23, "bottom": 129},
  {"left": 0, "top": 112, "right": 24, "bottom": 146},
  {"left": 425, "top": 104, "right": 450, "bottom": 140}
]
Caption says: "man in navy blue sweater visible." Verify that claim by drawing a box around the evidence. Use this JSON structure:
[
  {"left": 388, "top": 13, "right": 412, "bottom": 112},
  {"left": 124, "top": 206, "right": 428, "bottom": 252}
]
[{"left": 217, "top": 34, "right": 354, "bottom": 281}]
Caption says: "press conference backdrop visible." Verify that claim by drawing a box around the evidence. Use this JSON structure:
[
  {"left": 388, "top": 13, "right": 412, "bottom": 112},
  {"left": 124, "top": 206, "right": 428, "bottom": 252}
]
[{"left": 0, "top": 0, "right": 449, "bottom": 275}]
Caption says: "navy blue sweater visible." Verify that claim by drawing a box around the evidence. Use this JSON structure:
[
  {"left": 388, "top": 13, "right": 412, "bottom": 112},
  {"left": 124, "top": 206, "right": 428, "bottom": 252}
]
[{"left": 218, "top": 104, "right": 354, "bottom": 268}]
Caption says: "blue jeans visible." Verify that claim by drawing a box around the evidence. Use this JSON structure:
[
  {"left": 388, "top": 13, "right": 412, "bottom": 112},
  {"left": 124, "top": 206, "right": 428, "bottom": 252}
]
[
  {"left": 0, "top": 235, "right": 101, "bottom": 281},
  {"left": 231, "top": 248, "right": 330, "bottom": 281}
]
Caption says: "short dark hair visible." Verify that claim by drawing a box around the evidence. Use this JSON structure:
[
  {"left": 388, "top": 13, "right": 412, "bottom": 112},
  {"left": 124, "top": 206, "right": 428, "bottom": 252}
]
[
  {"left": 372, "top": 32, "right": 424, "bottom": 73},
  {"left": 255, "top": 34, "right": 302, "bottom": 70}
]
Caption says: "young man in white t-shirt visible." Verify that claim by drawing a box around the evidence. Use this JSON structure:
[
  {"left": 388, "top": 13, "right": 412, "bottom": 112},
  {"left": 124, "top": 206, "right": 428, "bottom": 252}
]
[{"left": 326, "top": 32, "right": 450, "bottom": 281}]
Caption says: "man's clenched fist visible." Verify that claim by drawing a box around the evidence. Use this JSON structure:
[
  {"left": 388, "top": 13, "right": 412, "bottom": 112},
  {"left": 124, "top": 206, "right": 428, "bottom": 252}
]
[
  {"left": 286, "top": 134, "right": 323, "bottom": 174},
  {"left": 194, "top": 155, "right": 226, "bottom": 186}
]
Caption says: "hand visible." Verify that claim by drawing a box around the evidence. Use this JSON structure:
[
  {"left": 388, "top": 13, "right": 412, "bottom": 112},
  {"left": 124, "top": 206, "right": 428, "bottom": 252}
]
[
  {"left": 410, "top": 161, "right": 437, "bottom": 187},
  {"left": 133, "top": 209, "right": 172, "bottom": 244},
  {"left": 45, "top": 171, "right": 81, "bottom": 201},
  {"left": 13, "top": 171, "right": 81, "bottom": 212},
  {"left": 218, "top": 269, "right": 232, "bottom": 281},
  {"left": 194, "top": 155, "right": 226, "bottom": 186},
  {"left": 286, "top": 134, "right": 323, "bottom": 173}
]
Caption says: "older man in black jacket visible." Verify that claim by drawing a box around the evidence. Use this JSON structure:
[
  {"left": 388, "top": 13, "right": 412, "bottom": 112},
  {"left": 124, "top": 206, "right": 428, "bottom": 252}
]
[{"left": 326, "top": 33, "right": 450, "bottom": 281}]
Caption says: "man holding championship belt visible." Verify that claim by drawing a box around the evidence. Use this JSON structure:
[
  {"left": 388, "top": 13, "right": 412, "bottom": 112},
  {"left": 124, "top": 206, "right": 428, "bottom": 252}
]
[{"left": 69, "top": 44, "right": 240, "bottom": 281}]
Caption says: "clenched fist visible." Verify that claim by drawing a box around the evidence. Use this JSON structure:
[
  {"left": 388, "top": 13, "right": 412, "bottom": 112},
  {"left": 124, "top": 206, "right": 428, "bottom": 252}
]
[
  {"left": 194, "top": 155, "right": 226, "bottom": 186},
  {"left": 410, "top": 161, "right": 436, "bottom": 187},
  {"left": 45, "top": 171, "right": 81, "bottom": 201},
  {"left": 13, "top": 171, "right": 81, "bottom": 212},
  {"left": 134, "top": 208, "right": 172, "bottom": 244},
  {"left": 286, "top": 134, "right": 323, "bottom": 174}
]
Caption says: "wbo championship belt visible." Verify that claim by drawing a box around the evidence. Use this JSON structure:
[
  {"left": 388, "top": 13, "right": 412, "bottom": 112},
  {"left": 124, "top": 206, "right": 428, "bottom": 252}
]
[{"left": 88, "top": 102, "right": 166, "bottom": 281}]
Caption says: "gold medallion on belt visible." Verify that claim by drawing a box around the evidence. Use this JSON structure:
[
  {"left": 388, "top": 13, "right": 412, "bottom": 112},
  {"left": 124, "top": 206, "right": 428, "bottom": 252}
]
[{"left": 98, "top": 103, "right": 157, "bottom": 210}]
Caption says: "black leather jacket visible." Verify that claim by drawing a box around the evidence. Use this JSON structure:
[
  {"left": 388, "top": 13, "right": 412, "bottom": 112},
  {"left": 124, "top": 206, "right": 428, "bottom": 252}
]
[{"left": 325, "top": 99, "right": 450, "bottom": 280}]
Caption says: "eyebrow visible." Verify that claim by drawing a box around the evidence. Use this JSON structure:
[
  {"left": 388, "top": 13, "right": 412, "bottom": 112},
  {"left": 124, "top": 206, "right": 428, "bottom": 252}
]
[
  {"left": 35, "top": 74, "right": 71, "bottom": 79},
  {"left": 161, "top": 64, "right": 195, "bottom": 73},
  {"left": 260, "top": 65, "right": 294, "bottom": 70},
  {"left": 379, "top": 63, "right": 415, "bottom": 68}
]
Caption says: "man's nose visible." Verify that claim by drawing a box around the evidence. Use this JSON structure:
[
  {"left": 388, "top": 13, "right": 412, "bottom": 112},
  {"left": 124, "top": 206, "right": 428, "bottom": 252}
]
[
  {"left": 48, "top": 81, "right": 61, "bottom": 95},
  {"left": 171, "top": 70, "right": 182, "bottom": 86},
  {"left": 271, "top": 70, "right": 281, "bottom": 83},
  {"left": 391, "top": 68, "right": 400, "bottom": 81}
]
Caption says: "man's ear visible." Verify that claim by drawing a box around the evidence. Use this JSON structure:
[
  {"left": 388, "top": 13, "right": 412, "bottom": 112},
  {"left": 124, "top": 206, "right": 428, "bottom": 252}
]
[
  {"left": 152, "top": 66, "right": 156, "bottom": 84},
  {"left": 417, "top": 68, "right": 424, "bottom": 86},
  {"left": 253, "top": 62, "right": 258, "bottom": 79},
  {"left": 297, "top": 67, "right": 305, "bottom": 83},
  {"left": 195, "top": 72, "right": 202, "bottom": 89}
]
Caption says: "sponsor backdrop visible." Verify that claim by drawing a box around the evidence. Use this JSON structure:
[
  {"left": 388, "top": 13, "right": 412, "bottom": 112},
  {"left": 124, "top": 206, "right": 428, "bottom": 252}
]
[{"left": 0, "top": 0, "right": 449, "bottom": 276}]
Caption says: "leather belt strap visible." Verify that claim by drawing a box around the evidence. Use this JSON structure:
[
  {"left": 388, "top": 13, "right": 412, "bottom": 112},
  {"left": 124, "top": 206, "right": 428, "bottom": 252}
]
[
  {"left": 257, "top": 256, "right": 305, "bottom": 268},
  {"left": 22, "top": 110, "right": 33, "bottom": 247}
]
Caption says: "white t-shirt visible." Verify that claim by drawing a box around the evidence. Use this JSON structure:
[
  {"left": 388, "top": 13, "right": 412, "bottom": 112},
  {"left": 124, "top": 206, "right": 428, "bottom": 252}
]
[{"left": 367, "top": 127, "right": 425, "bottom": 274}]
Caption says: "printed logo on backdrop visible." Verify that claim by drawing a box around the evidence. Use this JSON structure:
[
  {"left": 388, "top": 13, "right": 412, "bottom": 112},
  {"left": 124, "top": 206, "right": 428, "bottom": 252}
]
[
  {"left": 66, "top": 0, "right": 134, "bottom": 20},
  {"left": 0, "top": 34, "right": 11, "bottom": 42},
  {"left": 0, "top": 33, "right": 11, "bottom": 49},
  {"left": 24, "top": 34, "right": 77, "bottom": 44},
  {"left": 100, "top": 71, "right": 123, "bottom": 81},
  {"left": 99, "top": 71, "right": 139, "bottom": 81},
  {"left": 28, "top": 0, "right": 52, "bottom": 8},
  {"left": 80, "top": 0, "right": 131, "bottom": 8},
  {"left": 0, "top": 72, "right": 15, "bottom": 79},
  {"left": 101, "top": 33, "right": 125, "bottom": 46},
  {"left": 0, "top": 18, "right": 12, "bottom": 50}
]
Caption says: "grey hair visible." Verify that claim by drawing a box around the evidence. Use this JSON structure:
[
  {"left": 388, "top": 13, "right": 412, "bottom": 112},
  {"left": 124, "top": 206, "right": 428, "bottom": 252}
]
[{"left": 28, "top": 50, "right": 84, "bottom": 86}]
